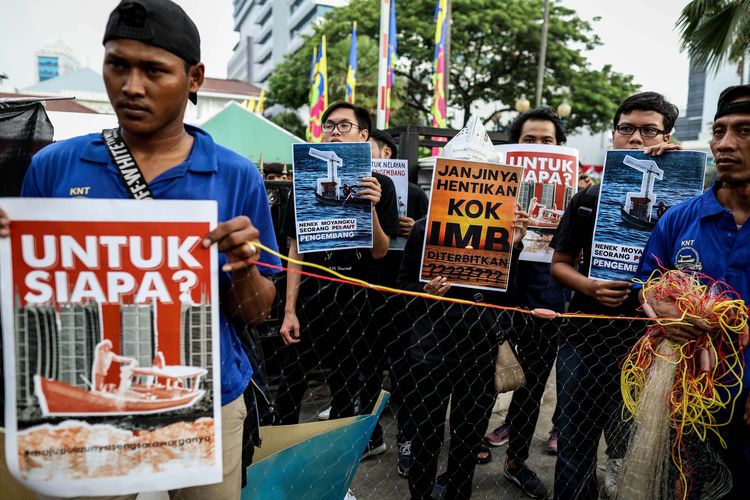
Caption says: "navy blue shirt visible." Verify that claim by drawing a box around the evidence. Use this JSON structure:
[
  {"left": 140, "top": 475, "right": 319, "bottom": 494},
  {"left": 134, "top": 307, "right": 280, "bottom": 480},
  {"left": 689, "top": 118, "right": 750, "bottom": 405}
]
[
  {"left": 21, "top": 125, "right": 282, "bottom": 405},
  {"left": 637, "top": 183, "right": 750, "bottom": 390}
]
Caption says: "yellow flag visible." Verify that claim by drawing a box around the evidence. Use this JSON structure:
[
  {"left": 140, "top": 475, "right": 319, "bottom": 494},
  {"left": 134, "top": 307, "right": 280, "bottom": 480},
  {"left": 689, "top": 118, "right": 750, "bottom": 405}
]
[
  {"left": 247, "top": 97, "right": 257, "bottom": 112},
  {"left": 257, "top": 89, "right": 266, "bottom": 114}
]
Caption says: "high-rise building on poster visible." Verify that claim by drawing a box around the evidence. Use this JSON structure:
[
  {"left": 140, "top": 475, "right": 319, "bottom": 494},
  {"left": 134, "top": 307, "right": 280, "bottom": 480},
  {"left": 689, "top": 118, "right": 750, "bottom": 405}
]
[
  {"left": 14, "top": 298, "right": 102, "bottom": 416},
  {"left": 181, "top": 292, "right": 212, "bottom": 388},
  {"left": 58, "top": 302, "right": 101, "bottom": 387}
]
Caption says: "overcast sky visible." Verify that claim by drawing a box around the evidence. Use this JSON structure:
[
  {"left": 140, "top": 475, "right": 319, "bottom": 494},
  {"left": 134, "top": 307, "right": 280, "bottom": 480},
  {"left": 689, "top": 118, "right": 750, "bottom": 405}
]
[{"left": 0, "top": 0, "right": 690, "bottom": 107}]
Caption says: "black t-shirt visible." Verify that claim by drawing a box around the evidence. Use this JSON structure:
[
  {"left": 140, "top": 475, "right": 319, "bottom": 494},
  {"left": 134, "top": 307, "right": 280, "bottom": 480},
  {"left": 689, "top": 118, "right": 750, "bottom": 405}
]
[
  {"left": 397, "top": 218, "right": 520, "bottom": 365},
  {"left": 285, "top": 171, "right": 400, "bottom": 281},
  {"left": 514, "top": 260, "right": 565, "bottom": 312},
  {"left": 407, "top": 183, "right": 430, "bottom": 221},
  {"left": 372, "top": 182, "right": 430, "bottom": 287},
  {"left": 550, "top": 184, "right": 639, "bottom": 316}
]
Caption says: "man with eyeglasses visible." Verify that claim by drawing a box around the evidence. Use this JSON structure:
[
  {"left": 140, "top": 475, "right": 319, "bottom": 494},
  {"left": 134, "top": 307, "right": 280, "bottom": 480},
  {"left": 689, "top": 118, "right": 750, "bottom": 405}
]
[
  {"left": 276, "top": 103, "right": 400, "bottom": 466},
  {"left": 549, "top": 92, "right": 681, "bottom": 498}
]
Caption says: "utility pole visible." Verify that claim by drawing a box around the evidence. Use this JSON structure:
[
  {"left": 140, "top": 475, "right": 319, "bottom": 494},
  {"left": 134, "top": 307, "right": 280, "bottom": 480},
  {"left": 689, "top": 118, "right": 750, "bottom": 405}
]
[{"left": 535, "top": 0, "right": 550, "bottom": 107}]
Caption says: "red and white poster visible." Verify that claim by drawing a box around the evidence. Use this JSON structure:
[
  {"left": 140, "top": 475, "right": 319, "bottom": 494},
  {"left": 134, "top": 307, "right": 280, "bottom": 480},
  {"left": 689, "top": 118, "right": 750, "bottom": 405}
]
[
  {"left": 0, "top": 198, "right": 221, "bottom": 497},
  {"left": 498, "top": 144, "right": 579, "bottom": 263}
]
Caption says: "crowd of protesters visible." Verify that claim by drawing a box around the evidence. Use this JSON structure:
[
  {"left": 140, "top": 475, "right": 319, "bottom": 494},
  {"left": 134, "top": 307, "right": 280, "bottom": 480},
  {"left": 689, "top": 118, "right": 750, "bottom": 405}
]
[{"left": 1, "top": 1, "right": 749, "bottom": 499}]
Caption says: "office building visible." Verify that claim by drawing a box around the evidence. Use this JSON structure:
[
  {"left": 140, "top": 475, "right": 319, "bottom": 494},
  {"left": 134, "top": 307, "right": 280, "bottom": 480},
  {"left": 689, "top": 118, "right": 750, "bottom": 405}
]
[
  {"left": 228, "top": 0, "right": 350, "bottom": 85},
  {"left": 675, "top": 58, "right": 750, "bottom": 145},
  {"left": 36, "top": 42, "right": 80, "bottom": 82}
]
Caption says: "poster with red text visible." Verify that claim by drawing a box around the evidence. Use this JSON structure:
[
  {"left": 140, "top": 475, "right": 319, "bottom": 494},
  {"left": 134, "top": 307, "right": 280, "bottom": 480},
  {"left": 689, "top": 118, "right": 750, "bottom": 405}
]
[
  {"left": 498, "top": 144, "right": 579, "bottom": 263},
  {"left": 0, "top": 198, "right": 221, "bottom": 497},
  {"left": 420, "top": 158, "right": 522, "bottom": 292}
]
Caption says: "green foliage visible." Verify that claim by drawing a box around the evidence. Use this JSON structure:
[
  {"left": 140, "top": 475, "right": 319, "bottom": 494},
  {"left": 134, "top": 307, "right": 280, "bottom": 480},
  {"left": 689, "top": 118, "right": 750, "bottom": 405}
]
[
  {"left": 269, "top": 110, "right": 307, "bottom": 139},
  {"left": 678, "top": 0, "right": 750, "bottom": 72},
  {"left": 268, "top": 0, "right": 640, "bottom": 133}
]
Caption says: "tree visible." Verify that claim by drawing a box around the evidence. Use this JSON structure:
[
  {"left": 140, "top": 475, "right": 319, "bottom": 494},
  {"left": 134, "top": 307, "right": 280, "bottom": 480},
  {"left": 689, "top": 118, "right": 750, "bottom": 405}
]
[
  {"left": 677, "top": 0, "right": 750, "bottom": 81},
  {"left": 269, "top": 110, "right": 307, "bottom": 139},
  {"left": 268, "top": 0, "right": 639, "bottom": 133}
]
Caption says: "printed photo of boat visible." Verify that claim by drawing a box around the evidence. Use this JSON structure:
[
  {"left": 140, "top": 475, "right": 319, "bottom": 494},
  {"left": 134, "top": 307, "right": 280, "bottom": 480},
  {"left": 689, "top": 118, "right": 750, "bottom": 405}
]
[
  {"left": 15, "top": 294, "right": 213, "bottom": 422},
  {"left": 292, "top": 142, "right": 373, "bottom": 253},
  {"left": 589, "top": 150, "right": 706, "bottom": 281}
]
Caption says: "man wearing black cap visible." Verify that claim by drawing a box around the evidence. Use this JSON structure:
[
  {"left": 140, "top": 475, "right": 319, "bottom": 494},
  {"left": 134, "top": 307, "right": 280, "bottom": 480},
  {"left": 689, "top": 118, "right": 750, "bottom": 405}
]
[
  {"left": 636, "top": 84, "right": 750, "bottom": 497},
  {"left": 0, "top": 1, "right": 281, "bottom": 498}
]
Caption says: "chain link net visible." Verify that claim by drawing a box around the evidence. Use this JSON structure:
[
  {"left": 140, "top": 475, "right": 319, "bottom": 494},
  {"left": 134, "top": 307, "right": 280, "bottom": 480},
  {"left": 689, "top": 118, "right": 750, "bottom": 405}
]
[{"left": 0, "top": 183, "right": 737, "bottom": 500}]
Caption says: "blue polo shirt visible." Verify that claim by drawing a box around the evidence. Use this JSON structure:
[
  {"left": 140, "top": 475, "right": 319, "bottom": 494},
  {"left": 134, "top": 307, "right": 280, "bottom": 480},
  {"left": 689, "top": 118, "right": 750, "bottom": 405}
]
[
  {"left": 21, "top": 125, "right": 281, "bottom": 405},
  {"left": 637, "top": 182, "right": 750, "bottom": 391}
]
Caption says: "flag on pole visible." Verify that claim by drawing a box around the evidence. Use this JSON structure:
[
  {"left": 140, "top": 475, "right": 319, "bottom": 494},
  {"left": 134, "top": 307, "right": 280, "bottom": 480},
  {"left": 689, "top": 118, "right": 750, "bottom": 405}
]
[
  {"left": 306, "top": 47, "right": 318, "bottom": 142},
  {"left": 247, "top": 96, "right": 257, "bottom": 113},
  {"left": 256, "top": 89, "right": 265, "bottom": 114},
  {"left": 375, "top": 0, "right": 391, "bottom": 129},
  {"left": 307, "top": 36, "right": 328, "bottom": 143},
  {"left": 346, "top": 22, "right": 357, "bottom": 104},
  {"left": 431, "top": 0, "right": 448, "bottom": 155},
  {"left": 385, "top": 1, "right": 397, "bottom": 127}
]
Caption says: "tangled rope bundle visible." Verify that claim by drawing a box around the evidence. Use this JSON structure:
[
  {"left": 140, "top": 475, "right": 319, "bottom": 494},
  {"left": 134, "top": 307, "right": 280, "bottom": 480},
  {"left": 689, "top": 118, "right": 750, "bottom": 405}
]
[{"left": 619, "top": 269, "right": 748, "bottom": 499}]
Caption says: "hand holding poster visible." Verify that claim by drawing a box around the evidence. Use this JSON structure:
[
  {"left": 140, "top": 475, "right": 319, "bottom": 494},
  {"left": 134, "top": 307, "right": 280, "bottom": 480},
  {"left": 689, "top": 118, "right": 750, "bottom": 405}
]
[
  {"left": 372, "top": 159, "right": 408, "bottom": 250},
  {"left": 420, "top": 159, "right": 522, "bottom": 292},
  {"left": 292, "top": 143, "right": 373, "bottom": 253},
  {"left": 589, "top": 150, "right": 707, "bottom": 281},
  {"left": 498, "top": 143, "right": 579, "bottom": 263},
  {"left": 0, "top": 198, "right": 221, "bottom": 497}
]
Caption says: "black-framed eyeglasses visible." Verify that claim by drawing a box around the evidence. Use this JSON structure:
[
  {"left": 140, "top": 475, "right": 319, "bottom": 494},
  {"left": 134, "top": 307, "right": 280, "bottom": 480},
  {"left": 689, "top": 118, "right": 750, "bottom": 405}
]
[
  {"left": 614, "top": 125, "right": 666, "bottom": 138},
  {"left": 322, "top": 121, "right": 361, "bottom": 133}
]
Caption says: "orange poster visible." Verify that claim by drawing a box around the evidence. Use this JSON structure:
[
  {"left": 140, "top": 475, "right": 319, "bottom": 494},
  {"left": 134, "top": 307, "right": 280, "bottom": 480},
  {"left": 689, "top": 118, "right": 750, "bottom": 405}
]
[
  {"left": 420, "top": 159, "right": 522, "bottom": 292},
  {"left": 0, "top": 198, "right": 221, "bottom": 497}
]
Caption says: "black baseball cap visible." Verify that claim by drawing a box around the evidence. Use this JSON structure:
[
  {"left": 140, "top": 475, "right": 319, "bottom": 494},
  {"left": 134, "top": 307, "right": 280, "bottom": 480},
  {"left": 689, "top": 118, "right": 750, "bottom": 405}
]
[
  {"left": 264, "top": 163, "right": 284, "bottom": 176},
  {"left": 714, "top": 84, "right": 750, "bottom": 120},
  {"left": 103, "top": 0, "right": 201, "bottom": 104},
  {"left": 370, "top": 129, "right": 398, "bottom": 157}
]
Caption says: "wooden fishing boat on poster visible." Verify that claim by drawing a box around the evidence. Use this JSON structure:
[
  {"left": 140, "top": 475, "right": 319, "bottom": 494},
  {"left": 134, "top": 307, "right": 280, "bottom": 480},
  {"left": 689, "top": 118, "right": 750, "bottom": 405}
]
[{"left": 34, "top": 365, "right": 207, "bottom": 416}]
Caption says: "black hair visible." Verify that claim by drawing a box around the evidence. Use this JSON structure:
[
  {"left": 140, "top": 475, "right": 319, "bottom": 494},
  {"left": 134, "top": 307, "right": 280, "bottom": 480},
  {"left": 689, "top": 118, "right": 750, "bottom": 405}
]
[
  {"left": 321, "top": 101, "right": 372, "bottom": 136},
  {"left": 369, "top": 128, "right": 398, "bottom": 157},
  {"left": 508, "top": 107, "right": 567, "bottom": 145},
  {"left": 613, "top": 92, "right": 679, "bottom": 133}
]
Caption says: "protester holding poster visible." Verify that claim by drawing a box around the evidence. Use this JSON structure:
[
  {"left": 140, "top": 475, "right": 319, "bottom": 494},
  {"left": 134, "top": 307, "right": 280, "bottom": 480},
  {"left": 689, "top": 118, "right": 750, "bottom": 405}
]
[
  {"left": 0, "top": 1, "right": 281, "bottom": 497},
  {"left": 277, "top": 104, "right": 399, "bottom": 463},
  {"left": 483, "top": 108, "right": 572, "bottom": 498},
  {"left": 549, "top": 92, "right": 681, "bottom": 499},
  {"left": 398, "top": 118, "right": 530, "bottom": 497},
  {"left": 635, "top": 83, "right": 750, "bottom": 498}
]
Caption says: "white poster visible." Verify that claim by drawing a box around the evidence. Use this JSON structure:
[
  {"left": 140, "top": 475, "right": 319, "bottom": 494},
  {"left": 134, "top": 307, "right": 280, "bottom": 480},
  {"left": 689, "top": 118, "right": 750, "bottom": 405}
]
[
  {"left": 372, "top": 159, "right": 409, "bottom": 250},
  {"left": 0, "top": 198, "right": 221, "bottom": 497},
  {"left": 498, "top": 143, "right": 579, "bottom": 263}
]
